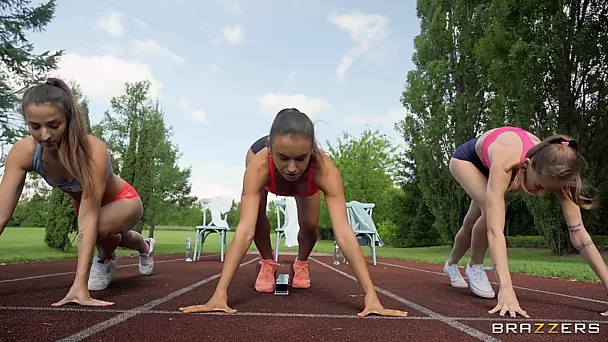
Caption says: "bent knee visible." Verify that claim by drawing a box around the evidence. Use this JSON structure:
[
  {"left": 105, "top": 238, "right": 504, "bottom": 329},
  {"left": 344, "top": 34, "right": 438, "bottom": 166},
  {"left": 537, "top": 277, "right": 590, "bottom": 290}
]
[{"left": 300, "top": 224, "right": 318, "bottom": 234}]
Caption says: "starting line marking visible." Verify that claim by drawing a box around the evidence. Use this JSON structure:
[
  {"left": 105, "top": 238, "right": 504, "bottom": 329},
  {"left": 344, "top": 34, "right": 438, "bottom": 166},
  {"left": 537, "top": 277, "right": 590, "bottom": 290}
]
[
  {"left": 0, "top": 254, "right": 220, "bottom": 284},
  {"left": 0, "top": 305, "right": 607, "bottom": 324},
  {"left": 54, "top": 256, "right": 259, "bottom": 342},
  {"left": 310, "top": 257, "right": 501, "bottom": 342},
  {"left": 374, "top": 260, "right": 608, "bottom": 305}
]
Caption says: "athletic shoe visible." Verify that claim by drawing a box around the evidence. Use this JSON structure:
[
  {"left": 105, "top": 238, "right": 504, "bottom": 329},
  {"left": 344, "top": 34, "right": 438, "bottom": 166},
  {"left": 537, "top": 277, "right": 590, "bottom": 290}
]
[
  {"left": 443, "top": 261, "right": 468, "bottom": 288},
  {"left": 139, "top": 238, "right": 155, "bottom": 276},
  {"left": 292, "top": 259, "right": 311, "bottom": 289},
  {"left": 88, "top": 253, "right": 117, "bottom": 291},
  {"left": 465, "top": 263, "right": 496, "bottom": 298},
  {"left": 255, "top": 259, "right": 278, "bottom": 292}
]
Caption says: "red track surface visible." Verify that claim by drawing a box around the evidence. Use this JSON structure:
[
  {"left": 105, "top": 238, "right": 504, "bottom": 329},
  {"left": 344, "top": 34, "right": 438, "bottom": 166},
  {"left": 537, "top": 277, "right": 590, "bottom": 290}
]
[{"left": 0, "top": 252, "right": 607, "bottom": 342}]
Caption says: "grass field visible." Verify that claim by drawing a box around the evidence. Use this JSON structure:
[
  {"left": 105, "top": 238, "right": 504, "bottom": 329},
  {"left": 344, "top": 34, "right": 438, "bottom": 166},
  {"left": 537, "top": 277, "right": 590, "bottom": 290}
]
[{"left": 0, "top": 227, "right": 604, "bottom": 283}]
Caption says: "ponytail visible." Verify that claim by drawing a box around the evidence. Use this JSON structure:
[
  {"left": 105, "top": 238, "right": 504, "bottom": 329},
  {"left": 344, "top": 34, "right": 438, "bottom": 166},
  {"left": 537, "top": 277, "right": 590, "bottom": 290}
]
[{"left": 22, "top": 78, "right": 94, "bottom": 195}]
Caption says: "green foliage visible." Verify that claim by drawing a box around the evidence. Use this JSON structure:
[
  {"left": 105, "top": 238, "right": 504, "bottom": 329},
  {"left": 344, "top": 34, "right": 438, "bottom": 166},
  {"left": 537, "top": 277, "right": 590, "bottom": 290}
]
[
  {"left": 98, "top": 80, "right": 197, "bottom": 236},
  {"left": 0, "top": 0, "right": 62, "bottom": 166},
  {"left": 7, "top": 193, "right": 47, "bottom": 227},
  {"left": 321, "top": 129, "right": 405, "bottom": 241},
  {"left": 398, "top": 0, "right": 608, "bottom": 256},
  {"left": 44, "top": 188, "right": 76, "bottom": 250}
]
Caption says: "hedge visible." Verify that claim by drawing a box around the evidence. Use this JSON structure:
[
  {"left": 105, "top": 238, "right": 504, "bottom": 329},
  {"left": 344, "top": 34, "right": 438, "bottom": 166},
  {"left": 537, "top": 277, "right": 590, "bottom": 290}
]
[{"left": 506, "top": 235, "right": 608, "bottom": 248}]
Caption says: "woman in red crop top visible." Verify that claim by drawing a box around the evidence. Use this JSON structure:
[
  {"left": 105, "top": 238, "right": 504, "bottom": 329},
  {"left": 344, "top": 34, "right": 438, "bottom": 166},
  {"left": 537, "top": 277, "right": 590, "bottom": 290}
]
[
  {"left": 445, "top": 126, "right": 607, "bottom": 318},
  {"left": 179, "top": 108, "right": 407, "bottom": 318}
]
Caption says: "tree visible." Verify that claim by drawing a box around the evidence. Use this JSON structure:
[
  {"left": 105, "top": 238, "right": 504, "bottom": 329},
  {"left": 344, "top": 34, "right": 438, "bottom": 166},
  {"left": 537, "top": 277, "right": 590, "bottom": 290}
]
[
  {"left": 98, "top": 80, "right": 197, "bottom": 237},
  {"left": 0, "top": 0, "right": 63, "bottom": 166},
  {"left": 322, "top": 129, "right": 406, "bottom": 241}
]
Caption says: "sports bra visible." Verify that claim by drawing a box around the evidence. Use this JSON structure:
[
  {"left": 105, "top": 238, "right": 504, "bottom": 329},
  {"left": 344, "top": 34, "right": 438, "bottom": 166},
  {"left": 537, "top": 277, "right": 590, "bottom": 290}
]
[
  {"left": 32, "top": 142, "right": 113, "bottom": 193},
  {"left": 481, "top": 126, "right": 536, "bottom": 169},
  {"left": 264, "top": 154, "right": 320, "bottom": 197}
]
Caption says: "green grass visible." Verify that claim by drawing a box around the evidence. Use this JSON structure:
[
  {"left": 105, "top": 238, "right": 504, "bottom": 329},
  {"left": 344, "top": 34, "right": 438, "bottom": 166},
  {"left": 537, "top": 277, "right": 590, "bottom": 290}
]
[{"left": 0, "top": 227, "right": 604, "bottom": 283}]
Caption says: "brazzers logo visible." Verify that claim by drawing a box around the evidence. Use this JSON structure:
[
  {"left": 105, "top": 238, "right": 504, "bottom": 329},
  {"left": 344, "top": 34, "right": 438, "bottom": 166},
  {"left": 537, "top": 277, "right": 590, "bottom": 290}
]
[{"left": 492, "top": 322, "right": 601, "bottom": 334}]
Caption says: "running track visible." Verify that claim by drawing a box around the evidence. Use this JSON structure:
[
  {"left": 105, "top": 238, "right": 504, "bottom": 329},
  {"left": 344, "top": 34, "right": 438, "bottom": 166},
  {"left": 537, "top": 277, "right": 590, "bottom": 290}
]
[{"left": 0, "top": 252, "right": 606, "bottom": 341}]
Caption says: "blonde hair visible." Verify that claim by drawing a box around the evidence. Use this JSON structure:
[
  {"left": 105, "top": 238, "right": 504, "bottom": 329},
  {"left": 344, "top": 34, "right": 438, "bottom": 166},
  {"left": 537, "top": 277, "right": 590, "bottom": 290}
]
[{"left": 510, "top": 134, "right": 595, "bottom": 210}]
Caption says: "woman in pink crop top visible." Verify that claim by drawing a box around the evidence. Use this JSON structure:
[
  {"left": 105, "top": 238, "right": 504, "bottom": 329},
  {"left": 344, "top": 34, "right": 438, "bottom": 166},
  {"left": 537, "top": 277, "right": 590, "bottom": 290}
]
[
  {"left": 179, "top": 108, "right": 407, "bottom": 318},
  {"left": 445, "top": 126, "right": 606, "bottom": 318}
]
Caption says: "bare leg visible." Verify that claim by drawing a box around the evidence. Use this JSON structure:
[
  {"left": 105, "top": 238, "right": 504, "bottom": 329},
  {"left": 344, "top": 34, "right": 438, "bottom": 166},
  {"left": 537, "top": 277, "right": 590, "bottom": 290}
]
[
  {"left": 470, "top": 213, "right": 489, "bottom": 265},
  {"left": 118, "top": 231, "right": 149, "bottom": 254},
  {"left": 252, "top": 189, "right": 274, "bottom": 260},
  {"left": 92, "top": 197, "right": 145, "bottom": 259},
  {"left": 87, "top": 196, "right": 152, "bottom": 291},
  {"left": 295, "top": 192, "right": 321, "bottom": 261},
  {"left": 447, "top": 200, "right": 481, "bottom": 265},
  {"left": 448, "top": 158, "right": 495, "bottom": 298}
]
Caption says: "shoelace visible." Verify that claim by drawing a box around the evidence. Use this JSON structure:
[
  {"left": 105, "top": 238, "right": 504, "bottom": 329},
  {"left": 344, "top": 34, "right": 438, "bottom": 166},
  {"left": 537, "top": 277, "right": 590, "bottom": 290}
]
[
  {"left": 260, "top": 263, "right": 275, "bottom": 282},
  {"left": 470, "top": 267, "right": 488, "bottom": 282},
  {"left": 446, "top": 267, "right": 461, "bottom": 278},
  {"left": 293, "top": 264, "right": 308, "bottom": 279}
]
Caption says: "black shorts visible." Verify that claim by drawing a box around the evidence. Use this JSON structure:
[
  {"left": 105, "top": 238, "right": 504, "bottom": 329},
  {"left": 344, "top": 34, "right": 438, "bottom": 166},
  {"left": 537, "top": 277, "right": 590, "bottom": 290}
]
[
  {"left": 250, "top": 135, "right": 269, "bottom": 154},
  {"left": 452, "top": 137, "right": 489, "bottom": 178}
]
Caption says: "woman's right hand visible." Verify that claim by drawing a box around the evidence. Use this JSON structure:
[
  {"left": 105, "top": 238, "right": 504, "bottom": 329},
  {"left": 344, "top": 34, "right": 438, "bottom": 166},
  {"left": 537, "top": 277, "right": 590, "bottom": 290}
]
[
  {"left": 488, "top": 287, "right": 529, "bottom": 318},
  {"left": 179, "top": 294, "right": 236, "bottom": 314}
]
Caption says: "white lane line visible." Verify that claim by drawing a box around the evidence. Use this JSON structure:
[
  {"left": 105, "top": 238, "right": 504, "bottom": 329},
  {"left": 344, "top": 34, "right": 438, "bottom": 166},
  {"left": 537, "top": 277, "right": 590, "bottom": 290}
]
[
  {"left": 1, "top": 305, "right": 607, "bottom": 324},
  {"left": 0, "top": 253, "right": 220, "bottom": 284},
  {"left": 375, "top": 260, "right": 608, "bottom": 305},
  {"left": 310, "top": 257, "right": 502, "bottom": 342},
  {"left": 54, "top": 256, "right": 258, "bottom": 342}
]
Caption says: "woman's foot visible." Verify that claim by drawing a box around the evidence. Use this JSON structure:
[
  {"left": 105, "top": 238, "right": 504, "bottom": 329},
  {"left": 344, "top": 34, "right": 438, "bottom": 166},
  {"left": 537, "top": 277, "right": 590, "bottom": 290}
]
[
  {"left": 139, "top": 238, "right": 155, "bottom": 276},
  {"left": 255, "top": 259, "right": 278, "bottom": 292},
  {"left": 292, "top": 259, "right": 311, "bottom": 289},
  {"left": 88, "top": 253, "right": 118, "bottom": 291}
]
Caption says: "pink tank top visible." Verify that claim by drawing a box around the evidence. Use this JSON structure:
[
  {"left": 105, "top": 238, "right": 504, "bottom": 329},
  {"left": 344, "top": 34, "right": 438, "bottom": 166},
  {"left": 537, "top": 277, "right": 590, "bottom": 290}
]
[{"left": 481, "top": 126, "right": 536, "bottom": 168}]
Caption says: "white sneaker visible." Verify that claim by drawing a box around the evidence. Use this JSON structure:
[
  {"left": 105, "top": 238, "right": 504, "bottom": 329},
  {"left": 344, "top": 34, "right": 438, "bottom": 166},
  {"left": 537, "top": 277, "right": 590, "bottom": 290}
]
[
  {"left": 443, "top": 261, "right": 468, "bottom": 288},
  {"left": 139, "top": 238, "right": 155, "bottom": 276},
  {"left": 88, "top": 254, "right": 118, "bottom": 291},
  {"left": 465, "top": 263, "right": 495, "bottom": 298}
]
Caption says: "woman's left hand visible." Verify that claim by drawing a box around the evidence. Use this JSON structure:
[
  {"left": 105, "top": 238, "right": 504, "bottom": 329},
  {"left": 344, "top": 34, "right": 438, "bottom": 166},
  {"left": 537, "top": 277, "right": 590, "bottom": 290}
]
[
  {"left": 601, "top": 311, "right": 608, "bottom": 317},
  {"left": 52, "top": 284, "right": 114, "bottom": 307},
  {"left": 357, "top": 294, "right": 408, "bottom": 317}
]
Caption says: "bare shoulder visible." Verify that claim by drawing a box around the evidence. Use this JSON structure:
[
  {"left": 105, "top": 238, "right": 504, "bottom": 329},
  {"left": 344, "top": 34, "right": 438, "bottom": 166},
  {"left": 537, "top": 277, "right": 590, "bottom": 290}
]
[
  {"left": 243, "top": 149, "right": 269, "bottom": 194},
  {"left": 86, "top": 135, "right": 106, "bottom": 150},
  {"left": 8, "top": 136, "right": 37, "bottom": 171},
  {"left": 313, "top": 150, "right": 341, "bottom": 192},
  {"left": 86, "top": 135, "right": 110, "bottom": 155}
]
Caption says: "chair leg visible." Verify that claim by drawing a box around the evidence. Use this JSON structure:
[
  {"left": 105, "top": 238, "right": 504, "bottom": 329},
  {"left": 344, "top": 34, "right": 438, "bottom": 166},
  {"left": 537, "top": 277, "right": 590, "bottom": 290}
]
[
  {"left": 274, "top": 232, "right": 280, "bottom": 262},
  {"left": 194, "top": 230, "right": 204, "bottom": 261},
  {"left": 193, "top": 230, "right": 199, "bottom": 261},
  {"left": 220, "top": 231, "right": 225, "bottom": 262},
  {"left": 369, "top": 235, "right": 376, "bottom": 266}
]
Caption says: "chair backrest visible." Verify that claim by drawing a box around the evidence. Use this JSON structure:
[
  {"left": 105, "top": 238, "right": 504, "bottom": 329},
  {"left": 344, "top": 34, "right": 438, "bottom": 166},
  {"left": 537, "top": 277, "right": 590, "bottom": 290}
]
[
  {"left": 273, "top": 198, "right": 287, "bottom": 230},
  {"left": 345, "top": 201, "right": 383, "bottom": 246},
  {"left": 283, "top": 197, "right": 299, "bottom": 227},
  {"left": 202, "top": 196, "right": 232, "bottom": 229}
]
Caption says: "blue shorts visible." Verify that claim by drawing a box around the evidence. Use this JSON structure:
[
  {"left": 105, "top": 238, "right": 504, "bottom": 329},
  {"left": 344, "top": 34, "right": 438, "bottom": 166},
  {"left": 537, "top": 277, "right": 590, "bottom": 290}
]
[{"left": 452, "top": 137, "right": 489, "bottom": 178}]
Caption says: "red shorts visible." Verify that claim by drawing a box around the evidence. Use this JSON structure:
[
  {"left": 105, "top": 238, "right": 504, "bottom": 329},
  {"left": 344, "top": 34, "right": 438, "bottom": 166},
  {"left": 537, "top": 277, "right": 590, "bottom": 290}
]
[{"left": 73, "top": 182, "right": 139, "bottom": 213}]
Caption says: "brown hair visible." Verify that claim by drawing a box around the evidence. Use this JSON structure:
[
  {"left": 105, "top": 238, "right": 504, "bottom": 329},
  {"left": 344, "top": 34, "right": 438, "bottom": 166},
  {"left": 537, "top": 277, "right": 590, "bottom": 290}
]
[
  {"left": 21, "top": 78, "right": 94, "bottom": 194},
  {"left": 511, "top": 134, "right": 595, "bottom": 210}
]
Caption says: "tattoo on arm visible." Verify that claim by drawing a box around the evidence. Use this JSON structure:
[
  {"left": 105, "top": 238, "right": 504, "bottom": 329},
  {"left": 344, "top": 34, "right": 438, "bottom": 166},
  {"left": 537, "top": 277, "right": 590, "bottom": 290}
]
[
  {"left": 568, "top": 223, "right": 582, "bottom": 233},
  {"left": 77, "top": 229, "right": 83, "bottom": 242},
  {"left": 574, "top": 240, "right": 594, "bottom": 251}
]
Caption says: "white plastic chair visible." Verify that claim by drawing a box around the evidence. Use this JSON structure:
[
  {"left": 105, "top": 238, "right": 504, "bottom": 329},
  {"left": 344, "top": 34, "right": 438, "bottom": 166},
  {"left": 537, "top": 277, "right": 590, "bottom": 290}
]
[
  {"left": 193, "top": 196, "right": 232, "bottom": 262},
  {"left": 272, "top": 197, "right": 300, "bottom": 262},
  {"left": 272, "top": 198, "right": 287, "bottom": 262}
]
